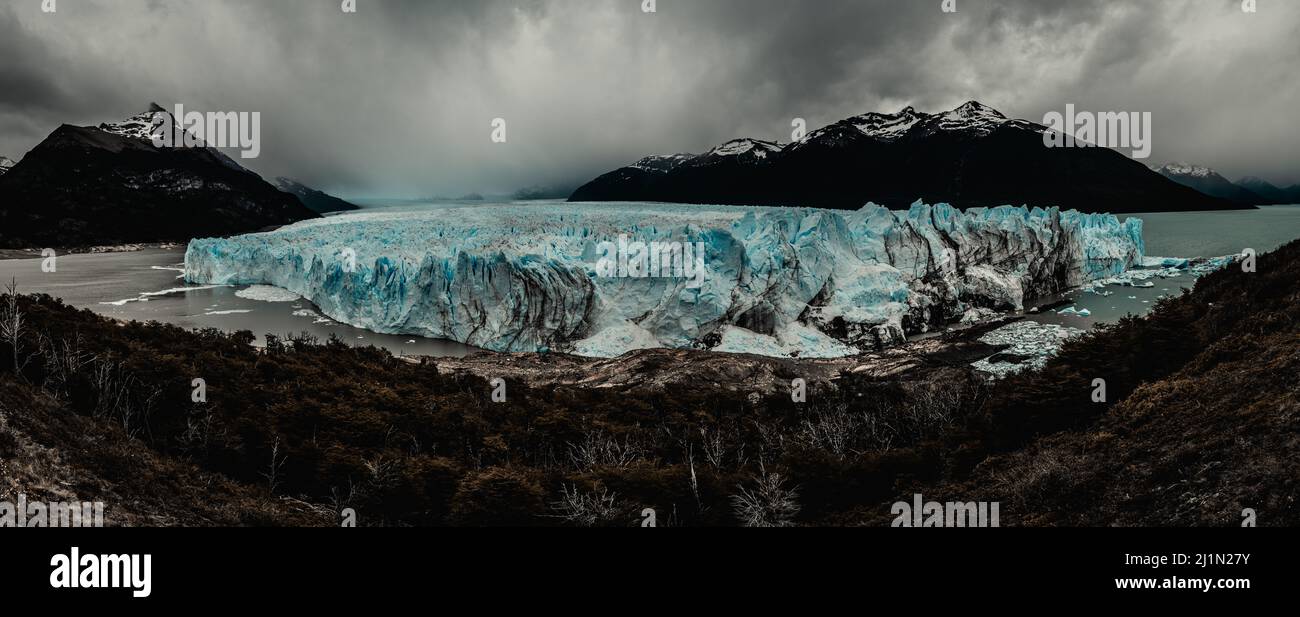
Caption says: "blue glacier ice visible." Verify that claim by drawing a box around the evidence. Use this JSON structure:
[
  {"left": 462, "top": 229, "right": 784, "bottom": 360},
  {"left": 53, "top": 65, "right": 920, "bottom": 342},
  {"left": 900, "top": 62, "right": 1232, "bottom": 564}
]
[{"left": 184, "top": 201, "right": 1145, "bottom": 357}]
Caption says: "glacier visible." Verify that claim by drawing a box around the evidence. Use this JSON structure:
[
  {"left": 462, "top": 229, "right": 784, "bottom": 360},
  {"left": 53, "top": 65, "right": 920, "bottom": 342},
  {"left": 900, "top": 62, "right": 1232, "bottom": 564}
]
[{"left": 184, "top": 201, "right": 1145, "bottom": 358}]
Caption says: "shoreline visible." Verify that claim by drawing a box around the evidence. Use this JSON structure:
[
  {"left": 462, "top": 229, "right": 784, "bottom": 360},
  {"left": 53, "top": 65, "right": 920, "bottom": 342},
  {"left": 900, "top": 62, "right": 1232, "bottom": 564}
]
[
  {"left": 0, "top": 242, "right": 183, "bottom": 261},
  {"left": 423, "top": 316, "right": 1019, "bottom": 395},
  {"left": 92, "top": 303, "right": 1019, "bottom": 389}
]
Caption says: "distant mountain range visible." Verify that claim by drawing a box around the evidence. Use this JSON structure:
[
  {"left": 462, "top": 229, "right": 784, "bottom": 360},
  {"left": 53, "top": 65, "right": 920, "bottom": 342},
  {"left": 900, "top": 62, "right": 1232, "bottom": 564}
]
[
  {"left": 1153, "top": 163, "right": 1300, "bottom": 205},
  {"left": 1237, "top": 176, "right": 1300, "bottom": 204},
  {"left": 0, "top": 104, "right": 355, "bottom": 249},
  {"left": 0, "top": 156, "right": 15, "bottom": 177},
  {"left": 570, "top": 101, "right": 1246, "bottom": 214},
  {"left": 512, "top": 184, "right": 579, "bottom": 200},
  {"left": 274, "top": 177, "right": 359, "bottom": 214}
]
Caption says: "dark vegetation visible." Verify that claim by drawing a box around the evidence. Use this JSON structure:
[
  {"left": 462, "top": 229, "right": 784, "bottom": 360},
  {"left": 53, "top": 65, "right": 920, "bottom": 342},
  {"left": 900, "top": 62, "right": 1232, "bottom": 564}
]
[{"left": 1, "top": 238, "right": 1297, "bottom": 526}]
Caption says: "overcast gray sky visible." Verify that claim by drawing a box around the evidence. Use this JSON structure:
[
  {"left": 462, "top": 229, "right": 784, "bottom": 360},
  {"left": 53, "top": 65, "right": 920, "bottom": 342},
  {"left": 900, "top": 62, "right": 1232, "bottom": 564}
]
[{"left": 1, "top": 0, "right": 1297, "bottom": 197}]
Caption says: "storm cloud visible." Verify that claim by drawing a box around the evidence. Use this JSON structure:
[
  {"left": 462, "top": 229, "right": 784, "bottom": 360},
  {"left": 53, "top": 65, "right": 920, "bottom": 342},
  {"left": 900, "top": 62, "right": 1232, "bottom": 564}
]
[{"left": 1, "top": 0, "right": 1297, "bottom": 197}]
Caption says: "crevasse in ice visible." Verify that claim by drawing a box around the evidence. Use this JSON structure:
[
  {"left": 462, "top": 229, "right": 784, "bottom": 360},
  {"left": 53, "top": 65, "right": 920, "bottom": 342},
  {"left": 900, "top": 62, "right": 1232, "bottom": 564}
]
[{"left": 184, "top": 201, "right": 1144, "bottom": 357}]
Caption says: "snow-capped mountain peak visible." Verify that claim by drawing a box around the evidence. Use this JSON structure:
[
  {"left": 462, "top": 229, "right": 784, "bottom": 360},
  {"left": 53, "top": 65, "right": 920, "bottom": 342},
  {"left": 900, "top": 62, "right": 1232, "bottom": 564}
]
[
  {"left": 98, "top": 103, "right": 170, "bottom": 141},
  {"left": 950, "top": 100, "right": 1006, "bottom": 119},
  {"left": 799, "top": 100, "right": 1013, "bottom": 148},
  {"left": 94, "top": 103, "right": 253, "bottom": 175},
  {"left": 848, "top": 106, "right": 925, "bottom": 142},
  {"left": 571, "top": 100, "right": 1236, "bottom": 212},
  {"left": 927, "top": 100, "right": 1009, "bottom": 135},
  {"left": 0, "top": 155, "right": 15, "bottom": 177}
]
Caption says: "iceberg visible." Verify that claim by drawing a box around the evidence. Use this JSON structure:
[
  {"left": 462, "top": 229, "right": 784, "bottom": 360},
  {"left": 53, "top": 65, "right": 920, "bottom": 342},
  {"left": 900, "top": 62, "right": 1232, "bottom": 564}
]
[{"left": 184, "top": 201, "right": 1144, "bottom": 357}]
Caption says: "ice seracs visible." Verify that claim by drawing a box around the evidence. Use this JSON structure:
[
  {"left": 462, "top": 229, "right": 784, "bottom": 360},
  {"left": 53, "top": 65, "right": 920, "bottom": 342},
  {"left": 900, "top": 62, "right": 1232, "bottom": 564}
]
[{"left": 185, "top": 201, "right": 1145, "bottom": 358}]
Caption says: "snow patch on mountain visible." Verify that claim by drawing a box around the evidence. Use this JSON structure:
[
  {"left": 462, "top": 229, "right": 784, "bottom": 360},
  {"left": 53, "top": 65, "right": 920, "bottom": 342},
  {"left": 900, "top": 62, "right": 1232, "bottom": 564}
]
[
  {"left": 0, "top": 156, "right": 15, "bottom": 176},
  {"left": 98, "top": 103, "right": 167, "bottom": 141},
  {"left": 184, "top": 201, "right": 1145, "bottom": 358},
  {"left": 1156, "top": 162, "right": 1217, "bottom": 178},
  {"left": 926, "top": 101, "right": 1010, "bottom": 136},
  {"left": 631, "top": 154, "right": 695, "bottom": 173},
  {"left": 849, "top": 107, "right": 924, "bottom": 142},
  {"left": 697, "top": 139, "right": 783, "bottom": 164},
  {"left": 628, "top": 101, "right": 1026, "bottom": 168},
  {"left": 95, "top": 103, "right": 251, "bottom": 174}
]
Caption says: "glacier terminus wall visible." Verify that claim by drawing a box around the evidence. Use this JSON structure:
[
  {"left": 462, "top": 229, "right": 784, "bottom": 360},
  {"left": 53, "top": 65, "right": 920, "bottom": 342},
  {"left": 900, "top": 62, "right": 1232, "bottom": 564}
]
[{"left": 184, "top": 201, "right": 1145, "bottom": 358}]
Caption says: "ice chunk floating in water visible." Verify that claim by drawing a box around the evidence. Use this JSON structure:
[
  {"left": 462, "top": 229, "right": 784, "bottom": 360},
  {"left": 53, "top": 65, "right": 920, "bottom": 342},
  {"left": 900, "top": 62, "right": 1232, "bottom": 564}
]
[
  {"left": 235, "top": 285, "right": 301, "bottom": 303},
  {"left": 184, "top": 201, "right": 1145, "bottom": 357}
]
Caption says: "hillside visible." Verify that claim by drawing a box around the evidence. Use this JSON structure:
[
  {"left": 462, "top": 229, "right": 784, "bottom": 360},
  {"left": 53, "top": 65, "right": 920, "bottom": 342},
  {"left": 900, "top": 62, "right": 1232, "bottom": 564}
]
[{"left": 859, "top": 238, "right": 1300, "bottom": 525}]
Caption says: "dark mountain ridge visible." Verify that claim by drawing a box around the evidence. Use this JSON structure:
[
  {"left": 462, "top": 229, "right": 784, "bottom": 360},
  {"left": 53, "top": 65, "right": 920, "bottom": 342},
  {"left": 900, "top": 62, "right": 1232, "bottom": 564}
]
[
  {"left": 0, "top": 105, "right": 318, "bottom": 249},
  {"left": 274, "top": 177, "right": 360, "bottom": 214},
  {"left": 571, "top": 101, "right": 1246, "bottom": 214}
]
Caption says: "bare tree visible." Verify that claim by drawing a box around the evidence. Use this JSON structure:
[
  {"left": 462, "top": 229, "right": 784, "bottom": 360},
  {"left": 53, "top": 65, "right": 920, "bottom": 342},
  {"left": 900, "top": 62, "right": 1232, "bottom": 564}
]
[
  {"left": 262, "top": 437, "right": 288, "bottom": 494},
  {"left": 36, "top": 331, "right": 93, "bottom": 398},
  {"left": 567, "top": 428, "right": 647, "bottom": 470},
  {"left": 731, "top": 465, "right": 801, "bottom": 528},
  {"left": 178, "top": 404, "right": 217, "bottom": 450},
  {"left": 698, "top": 423, "right": 747, "bottom": 470},
  {"left": 0, "top": 279, "right": 27, "bottom": 377},
  {"left": 547, "top": 484, "right": 626, "bottom": 527}
]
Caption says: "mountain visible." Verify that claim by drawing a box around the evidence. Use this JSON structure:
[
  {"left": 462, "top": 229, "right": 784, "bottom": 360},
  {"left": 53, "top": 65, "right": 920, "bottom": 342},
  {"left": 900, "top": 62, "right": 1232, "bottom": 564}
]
[
  {"left": 570, "top": 101, "right": 1243, "bottom": 214},
  {"left": 1237, "top": 176, "right": 1300, "bottom": 205},
  {"left": 1154, "top": 163, "right": 1265, "bottom": 205},
  {"left": 0, "top": 104, "right": 318, "bottom": 249},
  {"left": 0, "top": 156, "right": 14, "bottom": 177},
  {"left": 274, "top": 177, "right": 360, "bottom": 214}
]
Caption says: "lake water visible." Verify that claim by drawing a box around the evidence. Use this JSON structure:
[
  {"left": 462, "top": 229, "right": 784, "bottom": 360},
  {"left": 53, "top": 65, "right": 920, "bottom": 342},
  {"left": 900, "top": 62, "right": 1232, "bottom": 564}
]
[
  {"left": 0, "top": 247, "right": 475, "bottom": 358},
  {"left": 1022, "top": 204, "right": 1300, "bottom": 329},
  {"left": 1, "top": 203, "right": 1296, "bottom": 356}
]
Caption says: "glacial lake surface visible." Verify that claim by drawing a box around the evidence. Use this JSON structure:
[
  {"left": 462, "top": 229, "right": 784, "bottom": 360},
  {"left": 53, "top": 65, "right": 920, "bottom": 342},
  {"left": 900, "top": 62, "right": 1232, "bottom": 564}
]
[
  {"left": 1021, "top": 204, "right": 1300, "bottom": 330},
  {"left": 1, "top": 202, "right": 1296, "bottom": 357}
]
